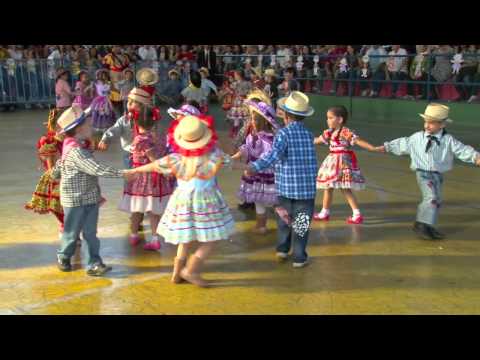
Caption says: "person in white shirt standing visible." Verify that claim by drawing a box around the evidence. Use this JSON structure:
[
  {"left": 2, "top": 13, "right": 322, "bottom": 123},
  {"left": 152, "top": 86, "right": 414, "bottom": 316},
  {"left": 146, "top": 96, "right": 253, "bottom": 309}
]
[
  {"left": 387, "top": 45, "right": 409, "bottom": 99},
  {"left": 366, "top": 45, "right": 388, "bottom": 97},
  {"left": 138, "top": 45, "right": 158, "bottom": 63}
]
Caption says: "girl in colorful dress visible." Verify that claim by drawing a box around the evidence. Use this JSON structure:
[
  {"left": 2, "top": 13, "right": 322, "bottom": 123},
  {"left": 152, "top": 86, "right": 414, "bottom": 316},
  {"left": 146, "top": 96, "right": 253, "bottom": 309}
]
[
  {"left": 125, "top": 114, "right": 236, "bottom": 287},
  {"left": 90, "top": 69, "right": 116, "bottom": 139},
  {"left": 25, "top": 108, "right": 64, "bottom": 232},
  {"left": 218, "top": 71, "right": 235, "bottom": 112},
  {"left": 314, "top": 105, "right": 380, "bottom": 224},
  {"left": 72, "top": 70, "right": 95, "bottom": 110},
  {"left": 119, "top": 106, "right": 175, "bottom": 251},
  {"left": 231, "top": 98, "right": 279, "bottom": 234},
  {"left": 55, "top": 68, "right": 73, "bottom": 111},
  {"left": 226, "top": 69, "right": 253, "bottom": 138}
]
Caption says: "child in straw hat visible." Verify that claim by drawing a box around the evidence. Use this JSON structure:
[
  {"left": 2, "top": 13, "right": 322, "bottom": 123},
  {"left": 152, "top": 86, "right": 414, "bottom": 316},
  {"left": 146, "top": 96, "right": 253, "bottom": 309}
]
[
  {"left": 51, "top": 106, "right": 134, "bottom": 276},
  {"left": 245, "top": 91, "right": 317, "bottom": 268},
  {"left": 378, "top": 103, "right": 480, "bottom": 240},
  {"left": 98, "top": 87, "right": 153, "bottom": 168},
  {"left": 125, "top": 114, "right": 238, "bottom": 287}
]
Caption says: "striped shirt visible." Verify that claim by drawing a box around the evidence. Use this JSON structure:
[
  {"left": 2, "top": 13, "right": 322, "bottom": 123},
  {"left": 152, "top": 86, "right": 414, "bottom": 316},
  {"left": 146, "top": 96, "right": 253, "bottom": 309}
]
[
  {"left": 384, "top": 130, "right": 479, "bottom": 173},
  {"left": 251, "top": 121, "right": 317, "bottom": 200},
  {"left": 52, "top": 147, "right": 124, "bottom": 207}
]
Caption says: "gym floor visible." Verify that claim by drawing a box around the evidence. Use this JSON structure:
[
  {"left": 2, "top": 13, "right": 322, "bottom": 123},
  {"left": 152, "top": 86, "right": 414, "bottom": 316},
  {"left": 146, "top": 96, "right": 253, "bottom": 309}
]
[{"left": 1, "top": 104, "right": 480, "bottom": 314}]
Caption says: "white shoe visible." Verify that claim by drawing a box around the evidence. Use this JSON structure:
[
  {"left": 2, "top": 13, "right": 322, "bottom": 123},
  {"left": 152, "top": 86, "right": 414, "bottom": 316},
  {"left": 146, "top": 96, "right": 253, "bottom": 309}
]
[
  {"left": 468, "top": 95, "right": 478, "bottom": 103},
  {"left": 276, "top": 252, "right": 288, "bottom": 261},
  {"left": 293, "top": 260, "right": 309, "bottom": 268}
]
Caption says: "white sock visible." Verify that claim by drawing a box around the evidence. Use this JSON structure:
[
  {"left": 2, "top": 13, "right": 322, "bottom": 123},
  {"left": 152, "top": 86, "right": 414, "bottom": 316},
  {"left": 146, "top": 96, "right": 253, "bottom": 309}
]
[
  {"left": 320, "top": 208, "right": 330, "bottom": 216},
  {"left": 352, "top": 209, "right": 361, "bottom": 218}
]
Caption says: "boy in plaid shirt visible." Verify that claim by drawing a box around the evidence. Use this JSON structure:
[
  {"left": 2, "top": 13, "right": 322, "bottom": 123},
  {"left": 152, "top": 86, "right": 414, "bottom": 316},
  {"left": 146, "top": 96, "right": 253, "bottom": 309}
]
[
  {"left": 246, "top": 91, "right": 317, "bottom": 268},
  {"left": 52, "top": 106, "right": 134, "bottom": 276}
]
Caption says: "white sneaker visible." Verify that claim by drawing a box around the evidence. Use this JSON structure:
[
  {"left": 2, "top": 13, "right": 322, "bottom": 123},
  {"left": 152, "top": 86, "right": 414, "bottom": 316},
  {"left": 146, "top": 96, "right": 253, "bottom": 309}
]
[
  {"left": 293, "top": 260, "right": 309, "bottom": 268},
  {"left": 468, "top": 95, "right": 478, "bottom": 103},
  {"left": 276, "top": 252, "right": 288, "bottom": 261}
]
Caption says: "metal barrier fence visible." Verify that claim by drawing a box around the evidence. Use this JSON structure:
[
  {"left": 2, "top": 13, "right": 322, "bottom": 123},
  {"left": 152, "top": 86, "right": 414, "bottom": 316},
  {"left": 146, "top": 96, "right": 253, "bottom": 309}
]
[
  {"left": 214, "top": 53, "right": 480, "bottom": 103},
  {"left": 1, "top": 53, "right": 480, "bottom": 107}
]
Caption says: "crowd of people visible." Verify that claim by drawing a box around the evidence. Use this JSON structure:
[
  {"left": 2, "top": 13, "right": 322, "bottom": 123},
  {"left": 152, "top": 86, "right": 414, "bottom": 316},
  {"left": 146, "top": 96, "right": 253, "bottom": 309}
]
[{"left": 1, "top": 45, "right": 480, "bottom": 112}]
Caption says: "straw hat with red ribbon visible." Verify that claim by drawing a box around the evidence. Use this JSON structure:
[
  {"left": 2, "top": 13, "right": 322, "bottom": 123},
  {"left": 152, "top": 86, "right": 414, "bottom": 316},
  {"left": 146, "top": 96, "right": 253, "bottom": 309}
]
[{"left": 167, "top": 114, "right": 218, "bottom": 157}]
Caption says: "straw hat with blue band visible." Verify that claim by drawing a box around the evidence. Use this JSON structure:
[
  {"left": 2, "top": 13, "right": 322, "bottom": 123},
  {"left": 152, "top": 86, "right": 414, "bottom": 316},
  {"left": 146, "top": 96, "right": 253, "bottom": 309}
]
[
  {"left": 57, "top": 106, "right": 89, "bottom": 134},
  {"left": 277, "top": 91, "right": 314, "bottom": 117}
]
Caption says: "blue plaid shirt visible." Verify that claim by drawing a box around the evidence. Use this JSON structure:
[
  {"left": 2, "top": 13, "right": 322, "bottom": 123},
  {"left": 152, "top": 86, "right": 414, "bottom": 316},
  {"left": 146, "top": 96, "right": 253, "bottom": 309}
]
[{"left": 251, "top": 121, "right": 317, "bottom": 200}]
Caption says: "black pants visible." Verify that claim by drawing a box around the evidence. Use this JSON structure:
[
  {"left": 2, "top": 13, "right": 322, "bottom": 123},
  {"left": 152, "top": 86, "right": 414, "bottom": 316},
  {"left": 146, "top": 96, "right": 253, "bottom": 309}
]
[{"left": 454, "top": 66, "right": 477, "bottom": 100}]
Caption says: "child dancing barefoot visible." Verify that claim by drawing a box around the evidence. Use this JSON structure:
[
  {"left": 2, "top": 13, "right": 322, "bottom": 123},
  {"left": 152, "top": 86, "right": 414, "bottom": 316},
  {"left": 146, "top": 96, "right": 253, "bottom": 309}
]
[
  {"left": 119, "top": 107, "right": 174, "bottom": 250},
  {"left": 314, "top": 105, "right": 380, "bottom": 224},
  {"left": 232, "top": 98, "right": 279, "bottom": 234},
  {"left": 126, "top": 115, "right": 236, "bottom": 287}
]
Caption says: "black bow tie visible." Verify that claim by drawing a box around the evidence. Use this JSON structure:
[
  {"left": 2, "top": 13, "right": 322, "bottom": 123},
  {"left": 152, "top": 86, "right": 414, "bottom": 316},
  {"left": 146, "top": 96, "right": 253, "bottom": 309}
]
[{"left": 425, "top": 135, "right": 440, "bottom": 153}]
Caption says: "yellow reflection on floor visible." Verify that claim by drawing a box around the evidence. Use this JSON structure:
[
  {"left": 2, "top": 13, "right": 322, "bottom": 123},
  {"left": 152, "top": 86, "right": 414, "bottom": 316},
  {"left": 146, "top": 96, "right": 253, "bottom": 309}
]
[{"left": 1, "top": 108, "right": 480, "bottom": 314}]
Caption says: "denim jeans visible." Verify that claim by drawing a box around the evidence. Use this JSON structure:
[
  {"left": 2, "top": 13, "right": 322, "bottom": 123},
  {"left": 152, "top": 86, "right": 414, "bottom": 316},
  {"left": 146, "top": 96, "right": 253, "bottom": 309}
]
[
  {"left": 371, "top": 68, "right": 386, "bottom": 93},
  {"left": 416, "top": 170, "right": 443, "bottom": 226},
  {"left": 390, "top": 71, "right": 409, "bottom": 95},
  {"left": 276, "top": 196, "right": 315, "bottom": 263},
  {"left": 58, "top": 203, "right": 103, "bottom": 267}
]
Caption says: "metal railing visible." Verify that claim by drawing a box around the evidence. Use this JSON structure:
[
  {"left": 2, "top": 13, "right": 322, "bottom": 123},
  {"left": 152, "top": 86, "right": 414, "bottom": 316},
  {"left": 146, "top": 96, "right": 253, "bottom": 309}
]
[{"left": 1, "top": 53, "right": 480, "bottom": 107}]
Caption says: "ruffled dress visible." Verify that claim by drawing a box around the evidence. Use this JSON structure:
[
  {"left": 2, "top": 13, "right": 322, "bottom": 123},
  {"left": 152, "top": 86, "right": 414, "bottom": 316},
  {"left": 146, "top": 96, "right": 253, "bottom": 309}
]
[{"left": 316, "top": 127, "right": 366, "bottom": 190}]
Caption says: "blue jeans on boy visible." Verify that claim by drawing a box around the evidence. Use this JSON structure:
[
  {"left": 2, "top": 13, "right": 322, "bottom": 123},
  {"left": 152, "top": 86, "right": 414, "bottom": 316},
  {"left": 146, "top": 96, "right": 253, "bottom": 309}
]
[
  {"left": 58, "top": 204, "right": 103, "bottom": 267},
  {"left": 416, "top": 170, "right": 443, "bottom": 226},
  {"left": 276, "top": 196, "right": 315, "bottom": 263}
]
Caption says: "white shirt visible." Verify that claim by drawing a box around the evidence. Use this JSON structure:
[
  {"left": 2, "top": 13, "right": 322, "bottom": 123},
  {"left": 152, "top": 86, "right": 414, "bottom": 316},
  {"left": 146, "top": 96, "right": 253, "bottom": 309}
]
[
  {"left": 138, "top": 46, "right": 158, "bottom": 61},
  {"left": 387, "top": 48, "right": 408, "bottom": 73},
  {"left": 384, "top": 131, "right": 479, "bottom": 173},
  {"left": 277, "top": 48, "right": 291, "bottom": 68}
]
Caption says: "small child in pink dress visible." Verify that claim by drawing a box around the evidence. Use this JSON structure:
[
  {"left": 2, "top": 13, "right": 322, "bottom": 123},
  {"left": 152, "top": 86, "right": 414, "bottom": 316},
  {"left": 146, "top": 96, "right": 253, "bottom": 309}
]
[
  {"left": 55, "top": 68, "right": 73, "bottom": 110},
  {"left": 72, "top": 71, "right": 95, "bottom": 110},
  {"left": 119, "top": 107, "right": 175, "bottom": 250}
]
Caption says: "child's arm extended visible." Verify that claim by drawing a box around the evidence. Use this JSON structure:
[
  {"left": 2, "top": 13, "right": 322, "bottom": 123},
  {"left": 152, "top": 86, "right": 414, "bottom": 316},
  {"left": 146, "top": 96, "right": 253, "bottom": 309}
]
[
  {"left": 313, "top": 134, "right": 327, "bottom": 145},
  {"left": 230, "top": 151, "right": 243, "bottom": 161},
  {"left": 383, "top": 137, "right": 411, "bottom": 156},
  {"left": 98, "top": 117, "right": 124, "bottom": 150},
  {"left": 450, "top": 137, "right": 480, "bottom": 166},
  {"left": 354, "top": 137, "right": 385, "bottom": 152},
  {"left": 71, "top": 148, "right": 125, "bottom": 178}
]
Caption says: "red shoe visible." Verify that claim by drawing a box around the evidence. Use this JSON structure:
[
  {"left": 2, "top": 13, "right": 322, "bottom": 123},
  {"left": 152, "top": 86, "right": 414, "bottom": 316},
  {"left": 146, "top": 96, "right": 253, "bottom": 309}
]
[
  {"left": 129, "top": 234, "right": 141, "bottom": 247},
  {"left": 346, "top": 215, "right": 363, "bottom": 224},
  {"left": 313, "top": 212, "right": 330, "bottom": 221},
  {"left": 143, "top": 240, "right": 161, "bottom": 251}
]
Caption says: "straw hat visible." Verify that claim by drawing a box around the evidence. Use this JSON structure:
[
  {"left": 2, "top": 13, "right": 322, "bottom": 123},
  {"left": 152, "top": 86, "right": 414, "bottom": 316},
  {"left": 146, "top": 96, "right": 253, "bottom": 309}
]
[
  {"left": 136, "top": 68, "right": 159, "bottom": 86},
  {"left": 168, "top": 68, "right": 180, "bottom": 77},
  {"left": 128, "top": 87, "right": 153, "bottom": 106},
  {"left": 244, "top": 100, "right": 279, "bottom": 130},
  {"left": 419, "top": 103, "right": 453, "bottom": 123},
  {"left": 251, "top": 67, "right": 262, "bottom": 77},
  {"left": 173, "top": 115, "right": 213, "bottom": 151},
  {"left": 246, "top": 89, "right": 272, "bottom": 106},
  {"left": 199, "top": 67, "right": 210, "bottom": 77},
  {"left": 264, "top": 68, "right": 276, "bottom": 77},
  {"left": 167, "top": 104, "right": 201, "bottom": 119},
  {"left": 277, "top": 91, "right": 314, "bottom": 117},
  {"left": 57, "top": 106, "right": 87, "bottom": 133}
]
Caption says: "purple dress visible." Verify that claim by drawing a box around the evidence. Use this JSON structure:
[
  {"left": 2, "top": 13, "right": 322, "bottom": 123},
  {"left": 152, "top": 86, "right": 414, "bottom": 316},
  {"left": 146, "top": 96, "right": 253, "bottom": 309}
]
[
  {"left": 90, "top": 81, "right": 115, "bottom": 132},
  {"left": 72, "top": 81, "right": 94, "bottom": 110},
  {"left": 237, "top": 131, "right": 278, "bottom": 206}
]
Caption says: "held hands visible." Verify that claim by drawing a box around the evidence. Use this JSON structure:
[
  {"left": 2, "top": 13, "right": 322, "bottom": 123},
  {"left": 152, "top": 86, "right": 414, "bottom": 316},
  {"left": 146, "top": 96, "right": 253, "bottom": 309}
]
[
  {"left": 313, "top": 136, "right": 323, "bottom": 145},
  {"left": 476, "top": 155, "right": 480, "bottom": 167},
  {"left": 372, "top": 145, "right": 386, "bottom": 153},
  {"left": 97, "top": 141, "right": 108, "bottom": 151},
  {"left": 123, "top": 169, "right": 138, "bottom": 182}
]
